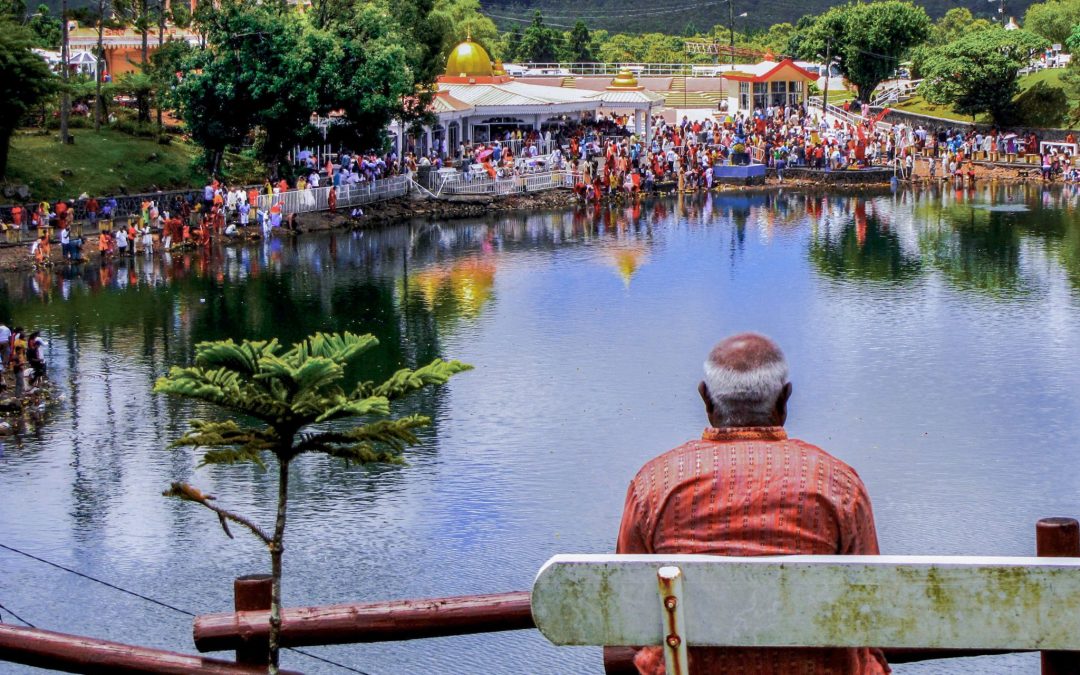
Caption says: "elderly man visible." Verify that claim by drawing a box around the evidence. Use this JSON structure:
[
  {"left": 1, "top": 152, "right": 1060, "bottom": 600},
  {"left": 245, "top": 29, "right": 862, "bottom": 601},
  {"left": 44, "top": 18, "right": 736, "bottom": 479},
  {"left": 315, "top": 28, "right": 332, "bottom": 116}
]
[{"left": 616, "top": 333, "right": 888, "bottom": 675}]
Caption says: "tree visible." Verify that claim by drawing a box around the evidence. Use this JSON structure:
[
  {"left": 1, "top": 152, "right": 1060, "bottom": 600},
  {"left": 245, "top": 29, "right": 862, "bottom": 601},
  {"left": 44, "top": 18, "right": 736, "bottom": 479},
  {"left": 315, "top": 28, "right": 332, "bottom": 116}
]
[
  {"left": 919, "top": 27, "right": 1048, "bottom": 123},
  {"left": 792, "top": 1, "right": 930, "bottom": 101},
  {"left": 156, "top": 332, "right": 470, "bottom": 673},
  {"left": 170, "top": 1, "right": 190, "bottom": 28},
  {"left": 174, "top": 0, "right": 312, "bottom": 175},
  {"left": 307, "top": 2, "right": 432, "bottom": 154},
  {"left": 518, "top": 11, "right": 560, "bottom": 63},
  {"left": 0, "top": 0, "right": 28, "bottom": 22},
  {"left": 927, "top": 8, "right": 991, "bottom": 47},
  {"left": 59, "top": 0, "right": 70, "bottom": 143},
  {"left": 1024, "top": 0, "right": 1080, "bottom": 45},
  {"left": 565, "top": 20, "right": 593, "bottom": 62},
  {"left": 428, "top": 0, "right": 501, "bottom": 60},
  {"left": 0, "top": 19, "right": 54, "bottom": 178},
  {"left": 27, "top": 4, "right": 60, "bottom": 48},
  {"left": 505, "top": 24, "right": 523, "bottom": 62}
]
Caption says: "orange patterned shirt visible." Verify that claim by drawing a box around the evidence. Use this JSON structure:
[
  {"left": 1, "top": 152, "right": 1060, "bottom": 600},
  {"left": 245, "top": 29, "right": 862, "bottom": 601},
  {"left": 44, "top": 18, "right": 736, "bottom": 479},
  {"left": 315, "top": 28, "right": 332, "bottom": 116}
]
[{"left": 617, "top": 426, "right": 890, "bottom": 675}]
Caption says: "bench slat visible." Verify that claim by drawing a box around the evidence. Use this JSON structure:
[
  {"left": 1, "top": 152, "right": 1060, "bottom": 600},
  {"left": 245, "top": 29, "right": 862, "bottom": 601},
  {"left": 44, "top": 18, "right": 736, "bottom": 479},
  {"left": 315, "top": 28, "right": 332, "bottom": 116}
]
[{"left": 532, "top": 555, "right": 1080, "bottom": 650}]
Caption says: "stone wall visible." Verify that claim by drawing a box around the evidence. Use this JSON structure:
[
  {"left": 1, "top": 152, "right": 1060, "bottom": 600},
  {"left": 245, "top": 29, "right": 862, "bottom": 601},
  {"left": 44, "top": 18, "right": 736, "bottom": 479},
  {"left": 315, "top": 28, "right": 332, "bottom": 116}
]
[
  {"left": 777, "top": 167, "right": 895, "bottom": 184},
  {"left": 877, "top": 108, "right": 1077, "bottom": 142}
]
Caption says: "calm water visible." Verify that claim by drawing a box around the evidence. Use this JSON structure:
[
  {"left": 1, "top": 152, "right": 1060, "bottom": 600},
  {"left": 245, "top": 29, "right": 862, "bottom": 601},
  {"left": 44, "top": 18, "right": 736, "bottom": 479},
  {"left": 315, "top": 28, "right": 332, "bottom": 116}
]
[{"left": 3, "top": 183, "right": 1080, "bottom": 674}]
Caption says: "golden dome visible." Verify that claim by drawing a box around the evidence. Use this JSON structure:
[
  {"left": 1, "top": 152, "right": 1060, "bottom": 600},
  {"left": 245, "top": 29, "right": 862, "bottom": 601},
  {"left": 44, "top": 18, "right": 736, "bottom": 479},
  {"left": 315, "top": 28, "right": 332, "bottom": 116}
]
[
  {"left": 610, "top": 70, "right": 640, "bottom": 88},
  {"left": 492, "top": 60, "right": 508, "bottom": 77},
  {"left": 446, "top": 38, "right": 493, "bottom": 78}
]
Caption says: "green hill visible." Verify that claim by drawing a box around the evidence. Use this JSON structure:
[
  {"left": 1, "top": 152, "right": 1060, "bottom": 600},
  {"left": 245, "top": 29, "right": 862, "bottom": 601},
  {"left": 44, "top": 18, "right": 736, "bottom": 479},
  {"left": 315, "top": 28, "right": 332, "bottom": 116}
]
[
  {"left": 34, "top": 0, "right": 1039, "bottom": 41},
  {"left": 481, "top": 0, "right": 1035, "bottom": 35}
]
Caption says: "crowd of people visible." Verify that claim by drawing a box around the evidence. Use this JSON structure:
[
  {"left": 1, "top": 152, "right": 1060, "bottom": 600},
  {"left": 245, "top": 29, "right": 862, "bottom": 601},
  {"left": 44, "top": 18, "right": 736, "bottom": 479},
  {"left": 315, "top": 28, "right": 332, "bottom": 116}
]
[
  {"left": 2, "top": 103, "right": 1075, "bottom": 265},
  {"left": 411, "top": 105, "right": 1076, "bottom": 198},
  {"left": 0, "top": 323, "right": 46, "bottom": 398}
]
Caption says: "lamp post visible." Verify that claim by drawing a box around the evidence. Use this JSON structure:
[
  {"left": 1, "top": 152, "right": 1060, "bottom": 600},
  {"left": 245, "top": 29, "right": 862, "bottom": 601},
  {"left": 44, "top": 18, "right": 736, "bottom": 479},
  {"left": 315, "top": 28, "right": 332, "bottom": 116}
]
[
  {"left": 726, "top": 3, "right": 747, "bottom": 71},
  {"left": 989, "top": 0, "right": 1005, "bottom": 23}
]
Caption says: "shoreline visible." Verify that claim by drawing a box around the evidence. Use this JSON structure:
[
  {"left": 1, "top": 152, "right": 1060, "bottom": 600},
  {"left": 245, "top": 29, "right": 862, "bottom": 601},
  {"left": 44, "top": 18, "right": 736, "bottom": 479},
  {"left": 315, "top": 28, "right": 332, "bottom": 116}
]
[{"left": 0, "top": 169, "right": 1054, "bottom": 273}]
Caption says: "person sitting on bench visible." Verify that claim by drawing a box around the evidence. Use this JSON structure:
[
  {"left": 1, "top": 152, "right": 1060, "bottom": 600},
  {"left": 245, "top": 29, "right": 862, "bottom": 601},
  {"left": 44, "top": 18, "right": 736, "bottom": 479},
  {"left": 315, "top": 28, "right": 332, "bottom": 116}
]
[{"left": 616, "top": 332, "right": 889, "bottom": 674}]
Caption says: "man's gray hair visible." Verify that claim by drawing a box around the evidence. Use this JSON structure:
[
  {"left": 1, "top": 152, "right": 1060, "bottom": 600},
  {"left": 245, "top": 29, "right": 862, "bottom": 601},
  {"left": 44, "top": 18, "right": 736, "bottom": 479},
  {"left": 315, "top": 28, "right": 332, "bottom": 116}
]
[{"left": 703, "top": 334, "right": 789, "bottom": 426}]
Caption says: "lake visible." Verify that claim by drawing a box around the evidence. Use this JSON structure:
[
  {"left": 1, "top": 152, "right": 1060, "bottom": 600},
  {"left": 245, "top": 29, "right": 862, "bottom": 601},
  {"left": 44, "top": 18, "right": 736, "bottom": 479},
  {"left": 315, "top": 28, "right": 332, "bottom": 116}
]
[{"left": 3, "top": 182, "right": 1080, "bottom": 674}]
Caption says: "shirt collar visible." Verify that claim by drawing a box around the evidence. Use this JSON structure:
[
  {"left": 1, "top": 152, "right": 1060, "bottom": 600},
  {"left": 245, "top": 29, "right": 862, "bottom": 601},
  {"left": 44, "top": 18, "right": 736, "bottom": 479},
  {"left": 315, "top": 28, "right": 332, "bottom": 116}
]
[{"left": 702, "top": 426, "right": 788, "bottom": 442}]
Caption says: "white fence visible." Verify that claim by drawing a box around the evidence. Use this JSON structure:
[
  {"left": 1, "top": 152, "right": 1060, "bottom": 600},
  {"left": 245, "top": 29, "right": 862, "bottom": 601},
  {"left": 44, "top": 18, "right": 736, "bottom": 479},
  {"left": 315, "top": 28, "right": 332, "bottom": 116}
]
[
  {"left": 432, "top": 171, "right": 578, "bottom": 197},
  {"left": 808, "top": 96, "right": 893, "bottom": 132},
  {"left": 254, "top": 175, "right": 410, "bottom": 215}
]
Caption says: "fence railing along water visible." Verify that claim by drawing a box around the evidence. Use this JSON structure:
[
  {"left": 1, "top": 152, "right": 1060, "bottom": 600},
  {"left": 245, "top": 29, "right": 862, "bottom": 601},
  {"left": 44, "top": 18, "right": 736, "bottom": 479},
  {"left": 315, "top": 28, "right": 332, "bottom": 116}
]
[
  {"left": 253, "top": 176, "right": 410, "bottom": 215},
  {"left": 429, "top": 171, "right": 578, "bottom": 197},
  {"left": 0, "top": 175, "right": 411, "bottom": 246}
]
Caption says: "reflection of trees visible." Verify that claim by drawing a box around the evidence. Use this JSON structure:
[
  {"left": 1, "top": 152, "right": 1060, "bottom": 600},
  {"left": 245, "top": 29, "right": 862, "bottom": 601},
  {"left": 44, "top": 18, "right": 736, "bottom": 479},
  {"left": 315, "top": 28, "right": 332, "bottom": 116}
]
[
  {"left": 919, "top": 206, "right": 1026, "bottom": 295},
  {"left": 809, "top": 207, "right": 922, "bottom": 282}
]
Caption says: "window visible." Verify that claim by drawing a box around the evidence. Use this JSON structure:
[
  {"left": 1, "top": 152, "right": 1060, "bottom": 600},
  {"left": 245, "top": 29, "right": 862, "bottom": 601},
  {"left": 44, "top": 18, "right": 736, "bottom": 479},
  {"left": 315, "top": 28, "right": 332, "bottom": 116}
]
[
  {"left": 770, "top": 81, "right": 787, "bottom": 107},
  {"left": 789, "top": 81, "right": 804, "bottom": 107},
  {"left": 753, "top": 82, "right": 767, "bottom": 111},
  {"left": 739, "top": 82, "right": 750, "bottom": 111}
]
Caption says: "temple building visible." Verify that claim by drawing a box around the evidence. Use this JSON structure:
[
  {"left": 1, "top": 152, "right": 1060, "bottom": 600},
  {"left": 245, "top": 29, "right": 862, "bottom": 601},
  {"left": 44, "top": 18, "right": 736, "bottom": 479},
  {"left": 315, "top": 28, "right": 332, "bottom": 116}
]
[
  {"left": 395, "top": 38, "right": 662, "bottom": 157},
  {"left": 715, "top": 60, "right": 818, "bottom": 114},
  {"left": 67, "top": 22, "right": 201, "bottom": 78}
]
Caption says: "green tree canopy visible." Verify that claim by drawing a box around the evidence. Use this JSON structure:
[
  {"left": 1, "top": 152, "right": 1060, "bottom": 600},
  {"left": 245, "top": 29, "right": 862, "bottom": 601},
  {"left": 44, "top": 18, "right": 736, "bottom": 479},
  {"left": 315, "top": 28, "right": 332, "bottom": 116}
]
[
  {"left": 1024, "top": 0, "right": 1080, "bottom": 45},
  {"left": 0, "top": 19, "right": 54, "bottom": 179},
  {"left": 928, "top": 7, "right": 992, "bottom": 46},
  {"left": 792, "top": 0, "right": 931, "bottom": 100},
  {"left": 919, "top": 27, "right": 1048, "bottom": 124},
  {"left": 157, "top": 332, "right": 470, "bottom": 671},
  {"left": 27, "top": 3, "right": 59, "bottom": 47},
  {"left": 566, "top": 20, "right": 594, "bottom": 62},
  {"left": 429, "top": 0, "right": 502, "bottom": 61},
  {"left": 518, "top": 10, "right": 561, "bottom": 63},
  {"left": 174, "top": 0, "right": 447, "bottom": 175}
]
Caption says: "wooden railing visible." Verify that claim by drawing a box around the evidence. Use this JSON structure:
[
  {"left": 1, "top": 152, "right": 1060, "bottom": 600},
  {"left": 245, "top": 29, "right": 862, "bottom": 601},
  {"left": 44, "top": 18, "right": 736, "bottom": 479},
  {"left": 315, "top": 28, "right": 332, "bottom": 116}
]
[{"left": 4, "top": 517, "right": 1076, "bottom": 673}]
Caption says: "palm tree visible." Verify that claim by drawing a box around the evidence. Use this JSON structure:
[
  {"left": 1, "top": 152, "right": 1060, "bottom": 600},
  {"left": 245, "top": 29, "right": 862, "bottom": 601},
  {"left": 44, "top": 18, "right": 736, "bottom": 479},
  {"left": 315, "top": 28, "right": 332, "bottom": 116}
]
[{"left": 156, "top": 332, "right": 470, "bottom": 672}]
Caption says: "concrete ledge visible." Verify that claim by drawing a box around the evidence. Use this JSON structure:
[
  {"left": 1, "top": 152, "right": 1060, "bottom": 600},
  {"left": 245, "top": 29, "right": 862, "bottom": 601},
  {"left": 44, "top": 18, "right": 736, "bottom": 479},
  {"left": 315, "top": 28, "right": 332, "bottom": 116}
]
[{"left": 779, "top": 167, "right": 895, "bottom": 184}]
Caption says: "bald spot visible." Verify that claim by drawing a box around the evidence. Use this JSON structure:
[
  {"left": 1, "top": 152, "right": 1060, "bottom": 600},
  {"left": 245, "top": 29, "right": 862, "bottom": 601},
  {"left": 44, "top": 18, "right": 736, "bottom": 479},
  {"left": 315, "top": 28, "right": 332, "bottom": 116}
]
[{"left": 707, "top": 333, "right": 785, "bottom": 373}]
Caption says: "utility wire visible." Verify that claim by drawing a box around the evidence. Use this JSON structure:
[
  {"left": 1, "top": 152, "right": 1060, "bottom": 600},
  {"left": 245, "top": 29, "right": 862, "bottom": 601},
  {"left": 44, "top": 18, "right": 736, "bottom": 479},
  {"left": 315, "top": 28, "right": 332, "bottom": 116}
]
[
  {"left": 0, "top": 542, "right": 195, "bottom": 618},
  {"left": 481, "top": 0, "right": 727, "bottom": 21},
  {"left": 0, "top": 542, "right": 372, "bottom": 675},
  {"left": 0, "top": 600, "right": 36, "bottom": 628}
]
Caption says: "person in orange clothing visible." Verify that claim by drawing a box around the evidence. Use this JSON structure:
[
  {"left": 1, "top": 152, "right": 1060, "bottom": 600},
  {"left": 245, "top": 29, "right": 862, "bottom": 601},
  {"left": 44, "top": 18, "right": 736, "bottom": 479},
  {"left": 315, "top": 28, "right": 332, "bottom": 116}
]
[
  {"left": 98, "top": 231, "right": 112, "bottom": 258},
  {"left": 248, "top": 187, "right": 259, "bottom": 207},
  {"left": 327, "top": 186, "right": 337, "bottom": 213},
  {"left": 616, "top": 333, "right": 887, "bottom": 675}
]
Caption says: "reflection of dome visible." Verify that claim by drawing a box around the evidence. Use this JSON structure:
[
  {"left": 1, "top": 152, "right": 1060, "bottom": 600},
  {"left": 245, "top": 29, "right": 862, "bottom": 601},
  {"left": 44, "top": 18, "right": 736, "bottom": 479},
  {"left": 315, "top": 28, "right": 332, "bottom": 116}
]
[
  {"left": 610, "top": 247, "right": 647, "bottom": 287},
  {"left": 408, "top": 259, "right": 496, "bottom": 319},
  {"left": 446, "top": 38, "right": 493, "bottom": 78}
]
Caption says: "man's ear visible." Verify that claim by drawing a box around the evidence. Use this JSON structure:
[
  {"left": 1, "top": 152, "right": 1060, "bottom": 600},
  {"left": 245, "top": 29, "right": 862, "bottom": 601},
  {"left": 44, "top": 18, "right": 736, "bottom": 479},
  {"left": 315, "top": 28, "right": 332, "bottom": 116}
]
[
  {"left": 698, "top": 381, "right": 715, "bottom": 418},
  {"left": 775, "top": 382, "right": 793, "bottom": 424}
]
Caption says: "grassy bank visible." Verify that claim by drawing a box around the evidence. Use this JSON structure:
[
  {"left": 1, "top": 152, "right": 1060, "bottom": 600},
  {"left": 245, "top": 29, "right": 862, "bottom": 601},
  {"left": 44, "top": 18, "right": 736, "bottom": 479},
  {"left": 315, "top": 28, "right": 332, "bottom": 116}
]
[
  {"left": 891, "top": 70, "right": 1076, "bottom": 125},
  {"left": 2, "top": 128, "right": 264, "bottom": 203}
]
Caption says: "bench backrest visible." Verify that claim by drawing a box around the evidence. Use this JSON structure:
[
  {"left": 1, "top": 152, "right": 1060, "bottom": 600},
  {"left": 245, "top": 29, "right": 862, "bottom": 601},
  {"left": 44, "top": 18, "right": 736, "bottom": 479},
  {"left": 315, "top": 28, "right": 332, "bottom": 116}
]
[{"left": 532, "top": 554, "right": 1080, "bottom": 662}]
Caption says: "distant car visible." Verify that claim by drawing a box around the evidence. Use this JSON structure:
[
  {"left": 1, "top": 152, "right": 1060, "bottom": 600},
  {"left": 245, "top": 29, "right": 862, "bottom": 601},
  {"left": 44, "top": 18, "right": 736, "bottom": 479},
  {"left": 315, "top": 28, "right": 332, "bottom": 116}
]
[{"left": 503, "top": 64, "right": 528, "bottom": 77}]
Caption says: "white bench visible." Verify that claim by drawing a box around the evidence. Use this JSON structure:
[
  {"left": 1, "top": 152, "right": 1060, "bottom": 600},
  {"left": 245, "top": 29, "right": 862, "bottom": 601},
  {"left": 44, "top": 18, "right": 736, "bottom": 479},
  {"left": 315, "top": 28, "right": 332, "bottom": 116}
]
[{"left": 532, "top": 554, "right": 1080, "bottom": 674}]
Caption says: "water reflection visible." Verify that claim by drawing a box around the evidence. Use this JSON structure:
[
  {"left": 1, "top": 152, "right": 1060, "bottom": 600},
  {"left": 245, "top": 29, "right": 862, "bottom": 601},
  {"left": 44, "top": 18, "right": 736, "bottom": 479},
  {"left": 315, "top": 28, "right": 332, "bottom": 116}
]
[{"left": 3, "top": 185, "right": 1080, "bottom": 674}]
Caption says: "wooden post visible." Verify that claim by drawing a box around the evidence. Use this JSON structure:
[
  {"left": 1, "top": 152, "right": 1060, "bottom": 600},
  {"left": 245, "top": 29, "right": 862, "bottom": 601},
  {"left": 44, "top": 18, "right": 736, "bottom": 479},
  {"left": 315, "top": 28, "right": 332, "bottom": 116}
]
[
  {"left": 233, "top": 574, "right": 272, "bottom": 666},
  {"left": 1038, "top": 517, "right": 1080, "bottom": 675}
]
